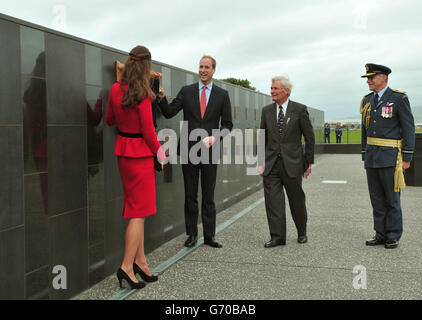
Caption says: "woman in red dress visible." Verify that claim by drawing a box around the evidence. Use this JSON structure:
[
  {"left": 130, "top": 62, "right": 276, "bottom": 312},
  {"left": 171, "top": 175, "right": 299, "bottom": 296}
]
[{"left": 105, "top": 45, "right": 165, "bottom": 289}]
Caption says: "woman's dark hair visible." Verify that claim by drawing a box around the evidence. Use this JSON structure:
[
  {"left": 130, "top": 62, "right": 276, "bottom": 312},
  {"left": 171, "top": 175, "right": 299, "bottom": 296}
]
[{"left": 120, "top": 46, "right": 155, "bottom": 108}]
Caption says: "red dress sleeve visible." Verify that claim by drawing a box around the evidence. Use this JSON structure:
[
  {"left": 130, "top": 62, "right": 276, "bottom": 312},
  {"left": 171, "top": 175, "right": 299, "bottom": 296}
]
[{"left": 137, "top": 98, "right": 166, "bottom": 162}]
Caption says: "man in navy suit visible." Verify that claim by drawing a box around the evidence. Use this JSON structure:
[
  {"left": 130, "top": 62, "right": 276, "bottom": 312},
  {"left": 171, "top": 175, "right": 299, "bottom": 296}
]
[
  {"left": 158, "top": 56, "right": 233, "bottom": 248},
  {"left": 360, "top": 63, "right": 415, "bottom": 249}
]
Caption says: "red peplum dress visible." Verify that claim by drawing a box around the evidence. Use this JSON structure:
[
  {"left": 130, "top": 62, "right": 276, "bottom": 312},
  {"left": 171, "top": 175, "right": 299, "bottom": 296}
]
[{"left": 105, "top": 81, "right": 165, "bottom": 219}]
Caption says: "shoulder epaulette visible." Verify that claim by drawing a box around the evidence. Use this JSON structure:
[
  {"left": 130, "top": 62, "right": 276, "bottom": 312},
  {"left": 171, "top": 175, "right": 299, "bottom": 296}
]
[{"left": 392, "top": 89, "right": 406, "bottom": 94}]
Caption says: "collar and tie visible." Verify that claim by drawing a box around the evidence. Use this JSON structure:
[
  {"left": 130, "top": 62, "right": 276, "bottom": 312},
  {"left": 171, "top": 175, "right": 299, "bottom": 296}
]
[{"left": 374, "top": 93, "right": 379, "bottom": 106}]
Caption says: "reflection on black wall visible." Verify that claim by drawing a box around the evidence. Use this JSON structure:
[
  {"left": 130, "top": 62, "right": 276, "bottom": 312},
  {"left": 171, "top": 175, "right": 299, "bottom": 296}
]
[{"left": 0, "top": 14, "right": 324, "bottom": 300}]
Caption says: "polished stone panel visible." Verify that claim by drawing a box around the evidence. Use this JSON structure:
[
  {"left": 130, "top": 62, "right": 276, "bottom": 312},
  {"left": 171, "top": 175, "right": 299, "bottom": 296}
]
[
  {"left": 161, "top": 66, "right": 172, "bottom": 97},
  {"left": 45, "top": 33, "right": 86, "bottom": 125},
  {"left": 226, "top": 85, "right": 235, "bottom": 110},
  {"left": 0, "top": 226, "right": 24, "bottom": 299},
  {"left": 103, "top": 125, "right": 123, "bottom": 200},
  {"left": 48, "top": 126, "right": 87, "bottom": 216},
  {"left": 20, "top": 26, "right": 45, "bottom": 77},
  {"left": 88, "top": 164, "right": 105, "bottom": 246},
  {"left": 144, "top": 205, "right": 165, "bottom": 253},
  {"left": 89, "top": 243, "right": 104, "bottom": 286},
  {"left": 24, "top": 173, "right": 49, "bottom": 273},
  {"left": 85, "top": 45, "right": 102, "bottom": 86},
  {"left": 0, "top": 19, "right": 21, "bottom": 124},
  {"left": 104, "top": 197, "right": 126, "bottom": 275},
  {"left": 101, "top": 49, "right": 127, "bottom": 89},
  {"left": 186, "top": 73, "right": 194, "bottom": 85},
  {"left": 155, "top": 165, "right": 186, "bottom": 245},
  {"left": 171, "top": 68, "right": 185, "bottom": 97},
  {"left": 49, "top": 208, "right": 88, "bottom": 300},
  {"left": 25, "top": 266, "right": 49, "bottom": 300},
  {"left": 0, "top": 126, "right": 24, "bottom": 230},
  {"left": 152, "top": 62, "right": 161, "bottom": 75},
  {"left": 101, "top": 50, "right": 126, "bottom": 203},
  {"left": 86, "top": 85, "right": 104, "bottom": 165},
  {"left": 22, "top": 76, "right": 47, "bottom": 175}
]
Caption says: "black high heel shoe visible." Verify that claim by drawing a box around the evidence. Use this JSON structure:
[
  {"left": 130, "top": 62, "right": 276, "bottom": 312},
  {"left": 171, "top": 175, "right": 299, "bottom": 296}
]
[
  {"left": 133, "top": 263, "right": 158, "bottom": 282},
  {"left": 116, "top": 268, "right": 145, "bottom": 289}
]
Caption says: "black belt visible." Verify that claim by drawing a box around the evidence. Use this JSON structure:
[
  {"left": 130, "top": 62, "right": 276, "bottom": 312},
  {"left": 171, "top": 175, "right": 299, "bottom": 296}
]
[{"left": 118, "top": 130, "right": 143, "bottom": 138}]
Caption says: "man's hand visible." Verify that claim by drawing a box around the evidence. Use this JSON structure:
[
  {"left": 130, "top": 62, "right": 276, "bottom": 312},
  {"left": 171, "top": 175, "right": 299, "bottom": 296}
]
[
  {"left": 257, "top": 165, "right": 264, "bottom": 177},
  {"left": 202, "top": 136, "right": 216, "bottom": 148},
  {"left": 403, "top": 161, "right": 410, "bottom": 171},
  {"left": 303, "top": 164, "right": 312, "bottom": 179}
]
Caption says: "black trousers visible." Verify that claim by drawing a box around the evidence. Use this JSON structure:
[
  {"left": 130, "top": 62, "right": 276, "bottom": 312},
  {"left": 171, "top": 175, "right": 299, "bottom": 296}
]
[
  {"left": 324, "top": 135, "right": 330, "bottom": 143},
  {"left": 182, "top": 162, "right": 218, "bottom": 238},
  {"left": 263, "top": 157, "right": 307, "bottom": 242}
]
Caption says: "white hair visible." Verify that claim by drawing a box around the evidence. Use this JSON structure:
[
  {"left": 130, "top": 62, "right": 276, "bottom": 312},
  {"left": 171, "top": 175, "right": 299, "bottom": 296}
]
[{"left": 272, "top": 75, "right": 293, "bottom": 96}]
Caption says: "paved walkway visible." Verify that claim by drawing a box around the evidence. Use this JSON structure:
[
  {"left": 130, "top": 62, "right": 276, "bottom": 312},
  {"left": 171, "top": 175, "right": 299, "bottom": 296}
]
[{"left": 74, "top": 154, "right": 422, "bottom": 300}]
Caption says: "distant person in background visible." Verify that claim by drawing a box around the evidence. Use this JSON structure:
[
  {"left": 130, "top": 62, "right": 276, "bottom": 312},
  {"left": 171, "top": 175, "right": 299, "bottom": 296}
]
[
  {"left": 106, "top": 45, "right": 166, "bottom": 289},
  {"left": 335, "top": 122, "right": 342, "bottom": 144},
  {"left": 360, "top": 63, "right": 415, "bottom": 249},
  {"left": 324, "top": 123, "right": 330, "bottom": 143}
]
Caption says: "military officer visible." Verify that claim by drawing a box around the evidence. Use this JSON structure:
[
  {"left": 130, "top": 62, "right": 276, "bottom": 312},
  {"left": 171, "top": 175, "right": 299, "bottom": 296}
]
[{"left": 360, "top": 63, "right": 415, "bottom": 249}]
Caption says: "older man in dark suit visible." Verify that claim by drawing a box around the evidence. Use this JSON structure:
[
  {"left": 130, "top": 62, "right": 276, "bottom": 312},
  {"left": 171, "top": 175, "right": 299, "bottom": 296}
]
[
  {"left": 258, "top": 76, "right": 314, "bottom": 247},
  {"left": 158, "top": 56, "right": 233, "bottom": 248}
]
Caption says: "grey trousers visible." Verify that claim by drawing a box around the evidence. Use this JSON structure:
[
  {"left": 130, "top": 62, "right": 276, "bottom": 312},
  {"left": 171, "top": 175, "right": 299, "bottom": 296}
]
[{"left": 263, "top": 157, "right": 307, "bottom": 241}]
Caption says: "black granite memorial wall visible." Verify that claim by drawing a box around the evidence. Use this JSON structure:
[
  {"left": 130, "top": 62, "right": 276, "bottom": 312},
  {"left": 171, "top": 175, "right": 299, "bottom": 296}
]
[{"left": 0, "top": 13, "right": 324, "bottom": 300}]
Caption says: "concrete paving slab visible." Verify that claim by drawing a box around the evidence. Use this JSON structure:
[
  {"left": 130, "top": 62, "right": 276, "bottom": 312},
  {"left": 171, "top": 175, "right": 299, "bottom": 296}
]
[{"left": 73, "top": 154, "right": 422, "bottom": 300}]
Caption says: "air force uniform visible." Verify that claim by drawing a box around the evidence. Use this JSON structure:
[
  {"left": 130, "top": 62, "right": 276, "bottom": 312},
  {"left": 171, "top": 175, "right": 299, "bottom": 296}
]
[{"left": 360, "top": 63, "right": 415, "bottom": 247}]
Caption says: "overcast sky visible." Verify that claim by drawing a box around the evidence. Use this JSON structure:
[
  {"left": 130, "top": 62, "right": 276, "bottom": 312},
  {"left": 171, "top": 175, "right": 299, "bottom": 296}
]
[{"left": 2, "top": 0, "right": 422, "bottom": 120}]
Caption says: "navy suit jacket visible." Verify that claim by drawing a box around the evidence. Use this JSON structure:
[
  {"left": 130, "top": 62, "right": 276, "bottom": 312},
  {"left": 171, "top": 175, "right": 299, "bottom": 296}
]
[{"left": 158, "top": 82, "right": 233, "bottom": 158}]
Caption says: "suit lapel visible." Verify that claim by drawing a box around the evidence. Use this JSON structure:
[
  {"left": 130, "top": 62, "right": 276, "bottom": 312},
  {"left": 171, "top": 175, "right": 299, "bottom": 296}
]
[
  {"left": 192, "top": 82, "right": 201, "bottom": 119},
  {"left": 268, "top": 103, "right": 278, "bottom": 136}
]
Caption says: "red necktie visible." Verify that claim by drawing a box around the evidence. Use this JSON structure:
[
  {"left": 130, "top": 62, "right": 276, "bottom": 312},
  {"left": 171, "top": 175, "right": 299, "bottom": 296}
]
[{"left": 200, "top": 85, "right": 207, "bottom": 118}]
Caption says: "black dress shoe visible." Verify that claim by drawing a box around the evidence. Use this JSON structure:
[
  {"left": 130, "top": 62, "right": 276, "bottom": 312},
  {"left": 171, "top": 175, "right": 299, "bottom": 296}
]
[
  {"left": 385, "top": 239, "right": 399, "bottom": 249},
  {"left": 297, "top": 235, "right": 308, "bottom": 244},
  {"left": 264, "top": 239, "right": 285, "bottom": 248},
  {"left": 365, "top": 236, "right": 386, "bottom": 246},
  {"left": 184, "top": 235, "right": 198, "bottom": 248},
  {"left": 204, "top": 237, "right": 222, "bottom": 248},
  {"left": 133, "top": 263, "right": 158, "bottom": 282}
]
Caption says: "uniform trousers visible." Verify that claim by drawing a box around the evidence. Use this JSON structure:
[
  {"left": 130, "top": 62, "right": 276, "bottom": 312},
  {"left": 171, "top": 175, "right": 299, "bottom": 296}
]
[{"left": 366, "top": 166, "right": 403, "bottom": 240}]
